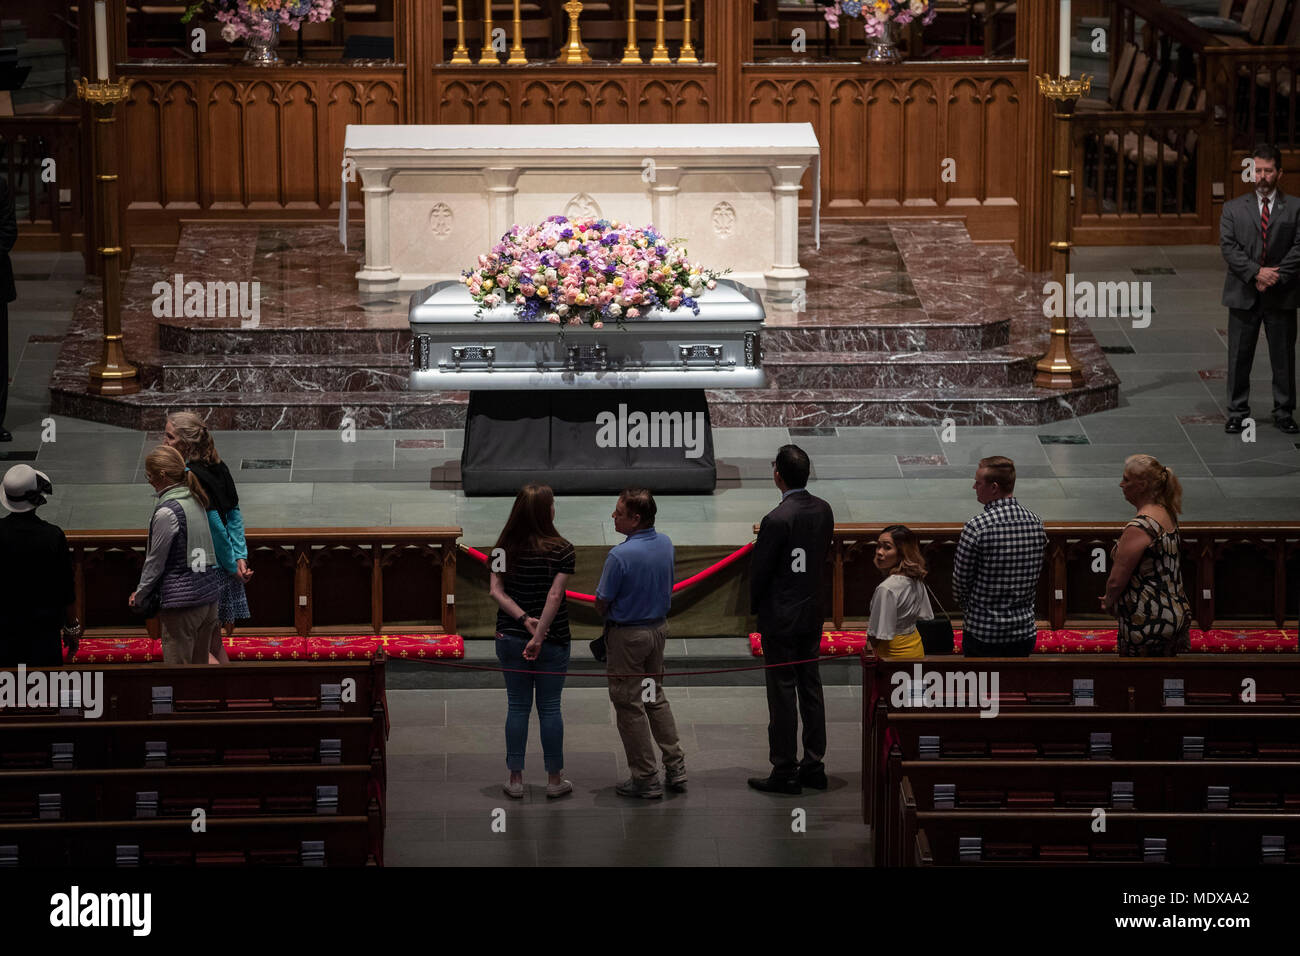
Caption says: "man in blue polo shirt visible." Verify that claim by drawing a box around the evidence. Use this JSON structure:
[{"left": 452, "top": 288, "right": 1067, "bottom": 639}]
[{"left": 596, "top": 488, "right": 685, "bottom": 799}]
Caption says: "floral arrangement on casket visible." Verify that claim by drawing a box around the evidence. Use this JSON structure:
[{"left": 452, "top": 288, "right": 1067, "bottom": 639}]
[
  {"left": 461, "top": 215, "right": 727, "bottom": 328},
  {"left": 814, "top": 0, "right": 937, "bottom": 33},
  {"left": 181, "top": 0, "right": 333, "bottom": 42}
]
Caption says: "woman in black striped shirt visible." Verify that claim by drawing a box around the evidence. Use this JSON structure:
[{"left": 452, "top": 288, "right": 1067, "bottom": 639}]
[{"left": 488, "top": 484, "right": 576, "bottom": 799}]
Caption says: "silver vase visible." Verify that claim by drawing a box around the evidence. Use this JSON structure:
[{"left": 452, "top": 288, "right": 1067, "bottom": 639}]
[
  {"left": 243, "top": 21, "right": 281, "bottom": 65},
  {"left": 862, "top": 20, "right": 904, "bottom": 64}
]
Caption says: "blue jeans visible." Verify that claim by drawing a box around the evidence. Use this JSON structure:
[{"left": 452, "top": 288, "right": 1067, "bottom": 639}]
[{"left": 494, "top": 634, "right": 570, "bottom": 773}]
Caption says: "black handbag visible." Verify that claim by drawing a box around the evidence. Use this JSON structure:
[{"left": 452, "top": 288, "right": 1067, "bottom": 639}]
[
  {"left": 590, "top": 621, "right": 609, "bottom": 662},
  {"left": 916, "top": 583, "right": 955, "bottom": 655}
]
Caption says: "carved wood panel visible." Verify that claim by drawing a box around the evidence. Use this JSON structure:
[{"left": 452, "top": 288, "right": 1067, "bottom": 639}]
[
  {"left": 122, "top": 67, "right": 405, "bottom": 243},
  {"left": 432, "top": 70, "right": 720, "bottom": 124}
]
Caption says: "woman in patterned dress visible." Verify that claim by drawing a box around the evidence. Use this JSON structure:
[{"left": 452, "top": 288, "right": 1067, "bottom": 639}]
[
  {"left": 1102, "top": 454, "right": 1191, "bottom": 656},
  {"left": 164, "top": 411, "right": 253, "bottom": 663}
]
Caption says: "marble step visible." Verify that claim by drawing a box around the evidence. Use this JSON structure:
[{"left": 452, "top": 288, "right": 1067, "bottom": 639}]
[
  {"left": 705, "top": 383, "right": 1118, "bottom": 428},
  {"left": 157, "top": 321, "right": 410, "bottom": 357},
  {"left": 763, "top": 315, "right": 1010, "bottom": 354},
  {"left": 762, "top": 349, "right": 1035, "bottom": 390},
  {"left": 150, "top": 352, "right": 410, "bottom": 392}
]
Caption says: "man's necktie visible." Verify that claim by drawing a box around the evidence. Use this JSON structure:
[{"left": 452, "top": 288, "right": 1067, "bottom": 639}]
[{"left": 1261, "top": 197, "right": 1271, "bottom": 263}]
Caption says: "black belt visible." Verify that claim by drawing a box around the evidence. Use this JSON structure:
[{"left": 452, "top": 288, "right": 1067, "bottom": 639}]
[{"left": 609, "top": 618, "right": 666, "bottom": 629}]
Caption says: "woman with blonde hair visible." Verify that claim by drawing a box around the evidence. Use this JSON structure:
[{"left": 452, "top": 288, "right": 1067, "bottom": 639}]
[
  {"left": 131, "top": 445, "right": 223, "bottom": 664},
  {"left": 867, "top": 524, "right": 933, "bottom": 660},
  {"left": 164, "top": 411, "right": 252, "bottom": 663},
  {"left": 1103, "top": 454, "right": 1191, "bottom": 656}
]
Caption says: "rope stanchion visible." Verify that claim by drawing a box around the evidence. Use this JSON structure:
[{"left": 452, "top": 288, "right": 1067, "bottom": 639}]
[{"left": 460, "top": 541, "right": 754, "bottom": 604}]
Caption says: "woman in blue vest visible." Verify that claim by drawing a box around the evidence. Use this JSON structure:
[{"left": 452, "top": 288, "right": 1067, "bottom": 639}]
[
  {"left": 165, "top": 411, "right": 253, "bottom": 663},
  {"left": 131, "top": 446, "right": 223, "bottom": 664}
]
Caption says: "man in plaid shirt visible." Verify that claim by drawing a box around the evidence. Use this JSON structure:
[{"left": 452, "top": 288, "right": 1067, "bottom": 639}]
[{"left": 953, "top": 456, "right": 1047, "bottom": 656}]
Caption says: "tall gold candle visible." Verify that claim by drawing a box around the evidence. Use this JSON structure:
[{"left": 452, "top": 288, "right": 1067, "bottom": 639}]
[
  {"left": 450, "top": 0, "right": 472, "bottom": 63},
  {"left": 480, "top": 0, "right": 498, "bottom": 63},
  {"left": 621, "top": 0, "right": 642, "bottom": 64},
  {"left": 677, "top": 0, "right": 697, "bottom": 63},
  {"left": 650, "top": 0, "right": 670, "bottom": 63},
  {"left": 507, "top": 0, "right": 527, "bottom": 63}
]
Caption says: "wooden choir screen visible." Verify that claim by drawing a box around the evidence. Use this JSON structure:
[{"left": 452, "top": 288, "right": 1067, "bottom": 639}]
[
  {"left": 120, "top": 64, "right": 405, "bottom": 250},
  {"left": 68, "top": 527, "right": 460, "bottom": 638}
]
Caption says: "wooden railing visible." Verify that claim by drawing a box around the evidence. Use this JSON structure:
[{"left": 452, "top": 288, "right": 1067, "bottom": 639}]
[
  {"left": 0, "top": 113, "right": 86, "bottom": 258},
  {"left": 1204, "top": 45, "right": 1300, "bottom": 151},
  {"left": 68, "top": 527, "right": 460, "bottom": 638}
]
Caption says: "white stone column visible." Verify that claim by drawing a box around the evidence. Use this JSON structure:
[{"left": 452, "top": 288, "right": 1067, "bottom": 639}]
[
  {"left": 355, "top": 166, "right": 400, "bottom": 296},
  {"left": 765, "top": 163, "right": 810, "bottom": 304},
  {"left": 482, "top": 167, "right": 523, "bottom": 245},
  {"left": 647, "top": 165, "right": 683, "bottom": 239}
]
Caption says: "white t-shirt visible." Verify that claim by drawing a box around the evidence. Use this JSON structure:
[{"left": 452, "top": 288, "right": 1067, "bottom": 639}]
[{"left": 868, "top": 574, "right": 935, "bottom": 640}]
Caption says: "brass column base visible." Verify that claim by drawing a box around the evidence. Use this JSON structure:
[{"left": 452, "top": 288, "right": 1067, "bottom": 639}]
[
  {"left": 87, "top": 341, "right": 140, "bottom": 396},
  {"left": 1033, "top": 329, "right": 1084, "bottom": 389}
]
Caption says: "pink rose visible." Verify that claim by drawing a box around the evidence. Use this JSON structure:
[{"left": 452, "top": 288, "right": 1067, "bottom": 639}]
[
  {"left": 496, "top": 274, "right": 510, "bottom": 288},
  {"left": 515, "top": 294, "right": 525, "bottom": 305},
  {"left": 565, "top": 290, "right": 579, "bottom": 304},
  {"left": 626, "top": 308, "right": 641, "bottom": 319},
  {"left": 673, "top": 285, "right": 684, "bottom": 296},
  {"left": 592, "top": 321, "right": 604, "bottom": 329},
  {"left": 667, "top": 296, "right": 682, "bottom": 309}
]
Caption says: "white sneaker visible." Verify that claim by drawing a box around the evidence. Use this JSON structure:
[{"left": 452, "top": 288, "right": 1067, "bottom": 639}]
[
  {"left": 503, "top": 779, "right": 525, "bottom": 798},
  {"left": 546, "top": 778, "right": 573, "bottom": 798}
]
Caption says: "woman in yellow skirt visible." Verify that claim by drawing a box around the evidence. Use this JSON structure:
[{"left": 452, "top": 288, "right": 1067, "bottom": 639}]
[{"left": 867, "top": 524, "right": 933, "bottom": 660}]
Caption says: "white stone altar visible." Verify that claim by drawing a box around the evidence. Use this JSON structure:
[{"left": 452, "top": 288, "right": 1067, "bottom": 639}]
[{"left": 342, "top": 123, "right": 820, "bottom": 303}]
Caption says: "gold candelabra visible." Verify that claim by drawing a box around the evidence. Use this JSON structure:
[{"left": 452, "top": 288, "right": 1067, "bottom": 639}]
[
  {"left": 621, "top": 0, "right": 642, "bottom": 64},
  {"left": 1033, "top": 73, "right": 1092, "bottom": 389},
  {"left": 560, "top": 0, "right": 592, "bottom": 64},
  {"left": 507, "top": 0, "right": 527, "bottom": 63},
  {"left": 480, "top": 0, "right": 499, "bottom": 64},
  {"left": 650, "top": 0, "right": 671, "bottom": 63},
  {"left": 677, "top": 0, "right": 697, "bottom": 63},
  {"left": 76, "top": 77, "right": 139, "bottom": 395},
  {"left": 450, "top": 0, "right": 471, "bottom": 64}
]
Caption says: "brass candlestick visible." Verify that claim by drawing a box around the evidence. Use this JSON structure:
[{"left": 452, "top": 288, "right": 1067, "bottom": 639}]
[
  {"left": 480, "top": 0, "right": 499, "bottom": 64},
  {"left": 507, "top": 0, "right": 527, "bottom": 63},
  {"left": 450, "top": 0, "right": 472, "bottom": 63},
  {"left": 621, "top": 0, "right": 642, "bottom": 64},
  {"left": 76, "top": 77, "right": 139, "bottom": 396},
  {"left": 677, "top": 0, "right": 697, "bottom": 63},
  {"left": 560, "top": 0, "right": 591, "bottom": 64},
  {"left": 650, "top": 0, "right": 670, "bottom": 63},
  {"left": 1034, "top": 74, "right": 1092, "bottom": 389}
]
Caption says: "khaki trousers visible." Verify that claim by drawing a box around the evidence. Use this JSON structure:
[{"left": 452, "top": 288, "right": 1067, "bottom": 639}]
[
  {"left": 160, "top": 602, "right": 221, "bottom": 665},
  {"left": 606, "top": 621, "right": 684, "bottom": 780}
]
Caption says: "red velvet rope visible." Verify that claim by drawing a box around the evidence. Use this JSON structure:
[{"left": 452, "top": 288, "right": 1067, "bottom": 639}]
[{"left": 460, "top": 541, "right": 754, "bottom": 604}]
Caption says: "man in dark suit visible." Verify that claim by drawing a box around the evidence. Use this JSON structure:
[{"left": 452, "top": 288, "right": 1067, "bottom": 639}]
[
  {"left": 1221, "top": 143, "right": 1300, "bottom": 435},
  {"left": 748, "top": 444, "right": 835, "bottom": 795},
  {"left": 0, "top": 174, "right": 15, "bottom": 442}
]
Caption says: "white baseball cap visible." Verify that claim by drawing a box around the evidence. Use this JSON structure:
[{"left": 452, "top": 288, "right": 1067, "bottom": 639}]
[{"left": 2, "top": 464, "right": 53, "bottom": 513}]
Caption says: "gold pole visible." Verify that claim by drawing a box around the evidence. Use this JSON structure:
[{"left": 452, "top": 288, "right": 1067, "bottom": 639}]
[
  {"left": 621, "top": 0, "right": 642, "bottom": 64},
  {"left": 507, "top": 0, "right": 527, "bottom": 63},
  {"left": 1034, "top": 74, "right": 1091, "bottom": 389},
  {"left": 480, "top": 0, "right": 498, "bottom": 64},
  {"left": 650, "top": 0, "right": 671, "bottom": 63},
  {"left": 76, "top": 77, "right": 138, "bottom": 396},
  {"left": 677, "top": 0, "right": 697, "bottom": 63},
  {"left": 560, "top": 0, "right": 591, "bottom": 64},
  {"left": 450, "top": 0, "right": 472, "bottom": 63}
]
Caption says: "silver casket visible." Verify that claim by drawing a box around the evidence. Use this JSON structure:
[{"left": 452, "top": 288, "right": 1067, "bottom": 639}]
[{"left": 408, "top": 279, "right": 766, "bottom": 390}]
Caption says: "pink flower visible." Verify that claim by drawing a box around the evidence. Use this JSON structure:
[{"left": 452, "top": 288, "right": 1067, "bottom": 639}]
[
  {"left": 626, "top": 308, "right": 641, "bottom": 319},
  {"left": 496, "top": 274, "right": 510, "bottom": 288},
  {"left": 673, "top": 285, "right": 684, "bottom": 296},
  {"left": 592, "top": 321, "right": 604, "bottom": 329},
  {"left": 521, "top": 284, "right": 535, "bottom": 296},
  {"left": 667, "top": 296, "right": 682, "bottom": 309},
  {"left": 515, "top": 295, "right": 525, "bottom": 305},
  {"left": 630, "top": 271, "right": 647, "bottom": 286}
]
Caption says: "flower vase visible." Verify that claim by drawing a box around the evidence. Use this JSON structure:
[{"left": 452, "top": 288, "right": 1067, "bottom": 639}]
[
  {"left": 862, "top": 20, "right": 904, "bottom": 64},
  {"left": 244, "top": 20, "right": 281, "bottom": 66}
]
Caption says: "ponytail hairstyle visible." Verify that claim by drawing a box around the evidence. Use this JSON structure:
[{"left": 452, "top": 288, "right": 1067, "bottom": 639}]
[
  {"left": 1124, "top": 453, "right": 1183, "bottom": 517},
  {"left": 166, "top": 410, "right": 221, "bottom": 465},
  {"left": 880, "top": 524, "right": 928, "bottom": 580},
  {"left": 145, "top": 445, "right": 211, "bottom": 510}
]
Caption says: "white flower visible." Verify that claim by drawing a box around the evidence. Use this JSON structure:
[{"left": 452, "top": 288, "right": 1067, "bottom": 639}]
[
  {"left": 545, "top": 267, "right": 557, "bottom": 280},
  {"left": 508, "top": 264, "right": 522, "bottom": 279},
  {"left": 221, "top": 23, "right": 239, "bottom": 44},
  {"left": 608, "top": 303, "right": 623, "bottom": 317},
  {"left": 910, "top": 0, "right": 926, "bottom": 14},
  {"left": 555, "top": 241, "right": 571, "bottom": 257},
  {"left": 689, "top": 274, "right": 703, "bottom": 289},
  {"left": 556, "top": 303, "right": 569, "bottom": 316}
]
